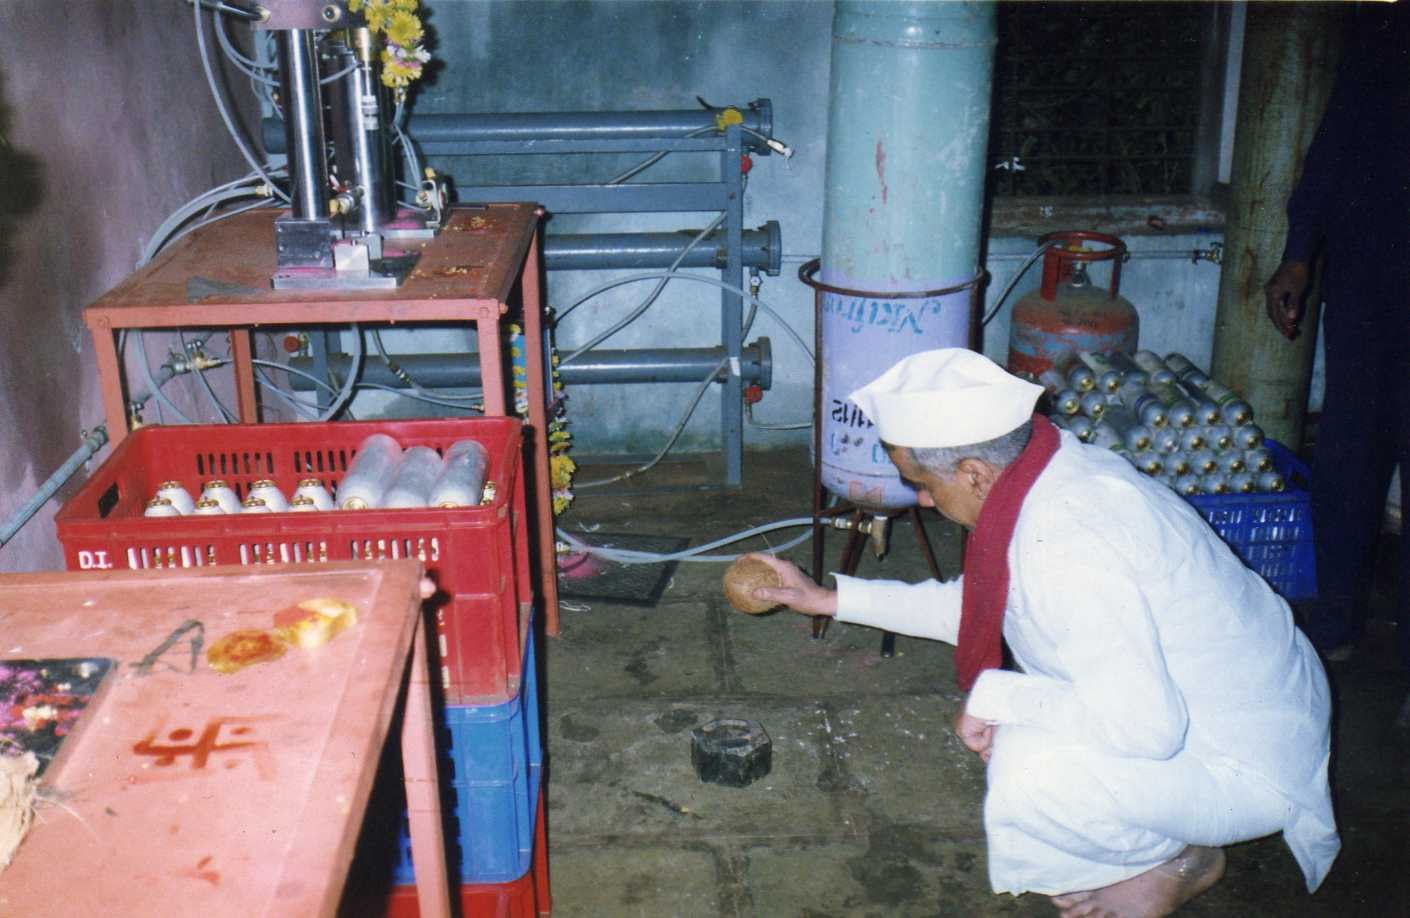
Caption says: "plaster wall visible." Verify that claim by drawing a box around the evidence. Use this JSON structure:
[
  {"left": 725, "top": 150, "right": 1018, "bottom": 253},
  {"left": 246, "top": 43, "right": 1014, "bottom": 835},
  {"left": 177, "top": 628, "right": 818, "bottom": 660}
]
[{"left": 0, "top": 1, "right": 252, "bottom": 571}]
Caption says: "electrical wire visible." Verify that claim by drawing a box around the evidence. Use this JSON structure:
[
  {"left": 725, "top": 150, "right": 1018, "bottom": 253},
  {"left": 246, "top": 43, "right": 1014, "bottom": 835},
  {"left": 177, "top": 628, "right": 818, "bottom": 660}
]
[
  {"left": 573, "top": 355, "right": 727, "bottom": 490},
  {"left": 980, "top": 242, "right": 1057, "bottom": 328},
  {"left": 556, "top": 518, "right": 814, "bottom": 564},
  {"left": 560, "top": 270, "right": 814, "bottom": 365},
  {"left": 981, "top": 242, "right": 1060, "bottom": 328},
  {"left": 745, "top": 402, "right": 811, "bottom": 431},
  {"left": 391, "top": 101, "right": 425, "bottom": 207},
  {"left": 559, "top": 212, "right": 728, "bottom": 364},
  {"left": 132, "top": 331, "right": 194, "bottom": 423},
  {"left": 179, "top": 330, "right": 236, "bottom": 422},
  {"left": 316, "top": 326, "right": 363, "bottom": 420},
  {"left": 253, "top": 364, "right": 323, "bottom": 420},
  {"left": 249, "top": 357, "right": 339, "bottom": 395},
  {"left": 141, "top": 179, "right": 273, "bottom": 265},
  {"left": 606, "top": 126, "right": 716, "bottom": 185},
  {"left": 193, "top": 2, "right": 289, "bottom": 202},
  {"left": 369, "top": 330, "right": 479, "bottom": 402},
  {"left": 214, "top": 10, "right": 277, "bottom": 84}
]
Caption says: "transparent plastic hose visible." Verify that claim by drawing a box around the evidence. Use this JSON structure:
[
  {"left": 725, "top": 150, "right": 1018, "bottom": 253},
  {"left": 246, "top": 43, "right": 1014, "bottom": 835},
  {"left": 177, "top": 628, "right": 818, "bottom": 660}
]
[{"left": 557, "top": 518, "right": 814, "bottom": 564}]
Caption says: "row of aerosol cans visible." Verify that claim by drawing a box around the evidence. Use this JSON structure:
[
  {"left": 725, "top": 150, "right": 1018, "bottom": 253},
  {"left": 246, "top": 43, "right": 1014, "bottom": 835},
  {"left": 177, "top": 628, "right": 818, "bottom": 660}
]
[
  {"left": 143, "top": 434, "right": 493, "bottom": 517},
  {"left": 1042, "top": 351, "right": 1286, "bottom": 496}
]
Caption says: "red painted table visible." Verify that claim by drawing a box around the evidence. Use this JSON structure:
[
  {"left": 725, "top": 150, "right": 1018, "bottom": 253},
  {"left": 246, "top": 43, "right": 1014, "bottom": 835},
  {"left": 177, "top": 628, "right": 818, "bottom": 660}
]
[
  {"left": 0, "top": 560, "right": 451, "bottom": 918},
  {"left": 82, "top": 204, "right": 560, "bottom": 635}
]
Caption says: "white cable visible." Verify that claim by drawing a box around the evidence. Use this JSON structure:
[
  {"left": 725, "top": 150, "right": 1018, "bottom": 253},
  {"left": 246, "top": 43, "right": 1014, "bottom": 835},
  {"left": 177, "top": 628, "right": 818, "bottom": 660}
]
[
  {"left": 606, "top": 126, "right": 716, "bottom": 185},
  {"left": 557, "top": 518, "right": 814, "bottom": 564},
  {"left": 392, "top": 101, "right": 424, "bottom": 206},
  {"left": 561, "top": 271, "right": 814, "bottom": 365},
  {"left": 745, "top": 402, "right": 810, "bottom": 431},
  {"left": 180, "top": 331, "right": 235, "bottom": 422},
  {"left": 370, "top": 329, "right": 479, "bottom": 402},
  {"left": 317, "top": 327, "right": 364, "bottom": 420},
  {"left": 560, "top": 213, "right": 728, "bottom": 364},
  {"left": 574, "top": 356, "right": 727, "bottom": 489},
  {"left": 194, "top": 3, "right": 289, "bottom": 202},
  {"left": 253, "top": 365, "right": 323, "bottom": 419},
  {"left": 140, "top": 187, "right": 272, "bottom": 266},
  {"left": 133, "top": 332, "right": 194, "bottom": 423},
  {"left": 214, "top": 10, "right": 277, "bottom": 84},
  {"left": 981, "top": 242, "right": 1057, "bottom": 327}
]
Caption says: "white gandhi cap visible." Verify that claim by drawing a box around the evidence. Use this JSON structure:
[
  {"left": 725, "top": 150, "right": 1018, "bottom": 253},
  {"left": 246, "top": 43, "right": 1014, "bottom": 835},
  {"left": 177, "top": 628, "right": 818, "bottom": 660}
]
[{"left": 847, "top": 348, "right": 1044, "bottom": 448}]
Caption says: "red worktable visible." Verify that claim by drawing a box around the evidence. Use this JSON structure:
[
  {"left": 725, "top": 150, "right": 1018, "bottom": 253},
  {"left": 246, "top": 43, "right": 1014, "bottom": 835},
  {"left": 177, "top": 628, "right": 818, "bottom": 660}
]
[
  {"left": 83, "top": 204, "right": 560, "bottom": 635},
  {"left": 0, "top": 560, "right": 450, "bottom": 917}
]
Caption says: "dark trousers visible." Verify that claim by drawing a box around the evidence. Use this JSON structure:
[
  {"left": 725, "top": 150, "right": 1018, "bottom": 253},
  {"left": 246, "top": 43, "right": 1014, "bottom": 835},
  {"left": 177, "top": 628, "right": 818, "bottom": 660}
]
[{"left": 1309, "top": 298, "right": 1410, "bottom": 671}]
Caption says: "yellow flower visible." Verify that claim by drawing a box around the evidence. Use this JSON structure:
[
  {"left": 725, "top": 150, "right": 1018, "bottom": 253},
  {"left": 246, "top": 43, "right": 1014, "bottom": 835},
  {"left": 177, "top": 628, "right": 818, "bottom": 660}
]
[
  {"left": 380, "top": 51, "right": 420, "bottom": 88},
  {"left": 551, "top": 454, "right": 577, "bottom": 490},
  {"left": 385, "top": 10, "right": 425, "bottom": 47},
  {"left": 391, "top": 0, "right": 419, "bottom": 11},
  {"left": 360, "top": 0, "right": 392, "bottom": 32}
]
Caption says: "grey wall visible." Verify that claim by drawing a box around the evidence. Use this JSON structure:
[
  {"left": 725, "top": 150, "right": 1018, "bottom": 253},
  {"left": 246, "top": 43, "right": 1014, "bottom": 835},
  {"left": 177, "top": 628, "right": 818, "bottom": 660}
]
[{"left": 0, "top": 1, "right": 250, "bottom": 571}]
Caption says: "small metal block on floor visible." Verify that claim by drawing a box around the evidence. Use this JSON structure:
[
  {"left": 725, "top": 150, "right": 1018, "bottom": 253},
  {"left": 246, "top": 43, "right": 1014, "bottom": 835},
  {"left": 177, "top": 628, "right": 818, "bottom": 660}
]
[{"left": 690, "top": 718, "right": 772, "bottom": 787}]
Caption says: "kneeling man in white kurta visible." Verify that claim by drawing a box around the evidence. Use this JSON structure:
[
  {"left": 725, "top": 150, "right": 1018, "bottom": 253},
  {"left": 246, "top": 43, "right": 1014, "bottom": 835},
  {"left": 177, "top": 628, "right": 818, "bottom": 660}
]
[{"left": 746, "top": 348, "right": 1339, "bottom": 917}]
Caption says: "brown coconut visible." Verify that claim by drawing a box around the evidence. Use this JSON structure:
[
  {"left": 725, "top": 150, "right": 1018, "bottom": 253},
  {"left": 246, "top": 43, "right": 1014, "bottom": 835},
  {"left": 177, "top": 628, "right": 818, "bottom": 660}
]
[{"left": 723, "top": 557, "right": 782, "bottom": 614}]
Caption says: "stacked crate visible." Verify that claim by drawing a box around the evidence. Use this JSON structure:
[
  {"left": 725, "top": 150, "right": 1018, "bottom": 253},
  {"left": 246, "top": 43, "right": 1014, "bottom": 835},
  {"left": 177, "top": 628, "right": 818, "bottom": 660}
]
[{"left": 55, "top": 417, "right": 549, "bottom": 913}]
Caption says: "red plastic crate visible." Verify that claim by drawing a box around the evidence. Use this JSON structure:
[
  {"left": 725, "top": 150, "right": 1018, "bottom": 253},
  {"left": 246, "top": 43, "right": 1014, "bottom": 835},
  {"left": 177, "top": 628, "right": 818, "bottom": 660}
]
[
  {"left": 384, "top": 784, "right": 551, "bottom": 918},
  {"left": 55, "top": 418, "right": 533, "bottom": 703}
]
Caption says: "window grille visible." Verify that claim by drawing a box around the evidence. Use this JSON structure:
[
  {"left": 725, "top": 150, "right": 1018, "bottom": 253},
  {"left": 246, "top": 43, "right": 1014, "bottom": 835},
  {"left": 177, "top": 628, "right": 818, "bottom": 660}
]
[{"left": 990, "top": 2, "right": 1207, "bottom": 196}]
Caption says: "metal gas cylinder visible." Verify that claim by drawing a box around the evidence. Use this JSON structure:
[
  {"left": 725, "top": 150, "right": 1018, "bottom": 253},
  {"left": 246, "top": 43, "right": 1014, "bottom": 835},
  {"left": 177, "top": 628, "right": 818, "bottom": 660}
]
[{"left": 1007, "top": 231, "right": 1139, "bottom": 382}]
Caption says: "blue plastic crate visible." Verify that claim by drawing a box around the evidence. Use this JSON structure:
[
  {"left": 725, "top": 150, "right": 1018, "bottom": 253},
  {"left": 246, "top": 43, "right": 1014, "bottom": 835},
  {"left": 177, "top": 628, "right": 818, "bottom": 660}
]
[
  {"left": 1186, "top": 440, "right": 1317, "bottom": 600},
  {"left": 394, "top": 623, "right": 542, "bottom": 885}
]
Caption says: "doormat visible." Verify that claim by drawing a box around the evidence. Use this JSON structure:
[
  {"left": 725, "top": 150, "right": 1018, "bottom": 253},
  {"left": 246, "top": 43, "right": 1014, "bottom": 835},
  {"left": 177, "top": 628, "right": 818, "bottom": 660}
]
[{"left": 558, "top": 532, "right": 691, "bottom": 607}]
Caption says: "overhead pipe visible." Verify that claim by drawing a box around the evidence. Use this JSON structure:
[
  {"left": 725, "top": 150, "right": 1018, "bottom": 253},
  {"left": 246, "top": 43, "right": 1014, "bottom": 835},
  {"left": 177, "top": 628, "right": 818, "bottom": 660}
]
[
  {"left": 287, "top": 341, "right": 772, "bottom": 391},
  {"left": 545, "top": 223, "right": 781, "bottom": 274},
  {"left": 262, "top": 102, "right": 776, "bottom": 156}
]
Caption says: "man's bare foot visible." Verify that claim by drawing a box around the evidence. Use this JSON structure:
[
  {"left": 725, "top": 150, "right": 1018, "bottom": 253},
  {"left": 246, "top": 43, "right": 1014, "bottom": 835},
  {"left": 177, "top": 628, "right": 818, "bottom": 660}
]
[{"left": 1049, "top": 846, "right": 1226, "bottom": 917}]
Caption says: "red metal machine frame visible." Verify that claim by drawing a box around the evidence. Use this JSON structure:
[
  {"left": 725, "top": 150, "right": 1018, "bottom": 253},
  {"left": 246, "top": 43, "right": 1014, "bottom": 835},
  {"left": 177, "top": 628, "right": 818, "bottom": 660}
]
[{"left": 82, "top": 203, "right": 562, "bottom": 635}]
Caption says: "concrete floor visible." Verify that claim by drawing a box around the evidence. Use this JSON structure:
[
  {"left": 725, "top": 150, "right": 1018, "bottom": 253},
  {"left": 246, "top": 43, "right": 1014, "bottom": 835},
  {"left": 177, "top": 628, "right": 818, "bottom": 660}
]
[{"left": 540, "top": 448, "right": 1410, "bottom": 917}]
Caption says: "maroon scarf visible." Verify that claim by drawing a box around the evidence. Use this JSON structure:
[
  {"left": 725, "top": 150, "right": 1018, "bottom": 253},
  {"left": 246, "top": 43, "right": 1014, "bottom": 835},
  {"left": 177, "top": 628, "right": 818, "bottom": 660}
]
[{"left": 955, "top": 414, "right": 1060, "bottom": 692}]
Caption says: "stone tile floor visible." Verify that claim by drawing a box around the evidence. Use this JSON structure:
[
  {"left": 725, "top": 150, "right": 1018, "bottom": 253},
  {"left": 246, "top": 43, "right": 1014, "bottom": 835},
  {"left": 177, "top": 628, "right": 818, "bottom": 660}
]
[{"left": 539, "top": 449, "right": 1409, "bottom": 917}]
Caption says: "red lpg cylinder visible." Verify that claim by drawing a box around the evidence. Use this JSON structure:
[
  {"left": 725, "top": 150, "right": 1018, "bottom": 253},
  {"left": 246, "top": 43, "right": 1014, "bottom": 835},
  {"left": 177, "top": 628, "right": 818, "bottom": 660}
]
[{"left": 1006, "top": 231, "right": 1139, "bottom": 381}]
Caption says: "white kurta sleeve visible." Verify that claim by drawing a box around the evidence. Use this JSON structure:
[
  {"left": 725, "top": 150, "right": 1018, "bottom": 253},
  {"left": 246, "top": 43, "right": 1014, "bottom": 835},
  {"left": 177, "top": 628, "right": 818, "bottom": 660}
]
[
  {"left": 832, "top": 573, "right": 963, "bottom": 644},
  {"left": 964, "top": 510, "right": 1190, "bottom": 761}
]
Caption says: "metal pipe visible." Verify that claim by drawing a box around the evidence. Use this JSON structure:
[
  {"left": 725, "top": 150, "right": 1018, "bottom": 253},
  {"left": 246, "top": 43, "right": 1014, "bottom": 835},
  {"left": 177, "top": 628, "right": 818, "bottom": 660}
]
[
  {"left": 0, "top": 429, "right": 108, "bottom": 549},
  {"left": 287, "top": 341, "right": 772, "bottom": 390},
  {"left": 0, "top": 357, "right": 184, "bottom": 550},
  {"left": 277, "top": 28, "right": 330, "bottom": 220},
  {"left": 545, "top": 224, "right": 780, "bottom": 274},
  {"left": 327, "top": 31, "right": 396, "bottom": 234},
  {"left": 262, "top": 102, "right": 775, "bottom": 155}
]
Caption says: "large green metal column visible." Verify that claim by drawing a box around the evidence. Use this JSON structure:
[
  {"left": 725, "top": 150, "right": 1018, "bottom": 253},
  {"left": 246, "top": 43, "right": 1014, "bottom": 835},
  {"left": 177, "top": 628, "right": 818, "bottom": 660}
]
[{"left": 1211, "top": 4, "right": 1344, "bottom": 449}]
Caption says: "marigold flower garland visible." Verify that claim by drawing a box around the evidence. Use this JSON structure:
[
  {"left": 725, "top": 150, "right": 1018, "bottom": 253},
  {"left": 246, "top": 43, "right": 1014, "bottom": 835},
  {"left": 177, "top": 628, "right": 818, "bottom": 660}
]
[
  {"left": 510, "top": 326, "right": 576, "bottom": 515},
  {"left": 347, "top": 0, "right": 431, "bottom": 91}
]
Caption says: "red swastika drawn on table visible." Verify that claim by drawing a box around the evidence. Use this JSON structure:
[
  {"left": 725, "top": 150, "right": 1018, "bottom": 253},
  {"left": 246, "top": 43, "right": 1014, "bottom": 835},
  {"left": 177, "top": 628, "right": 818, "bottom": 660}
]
[{"left": 132, "top": 717, "right": 275, "bottom": 780}]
